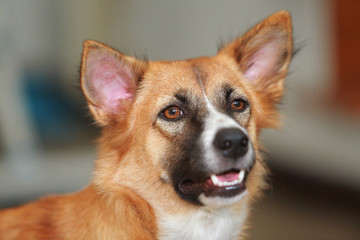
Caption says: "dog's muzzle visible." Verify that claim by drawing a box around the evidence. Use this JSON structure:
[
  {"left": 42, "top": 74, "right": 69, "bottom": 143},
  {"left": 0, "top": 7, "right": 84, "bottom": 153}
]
[{"left": 176, "top": 127, "right": 255, "bottom": 204}]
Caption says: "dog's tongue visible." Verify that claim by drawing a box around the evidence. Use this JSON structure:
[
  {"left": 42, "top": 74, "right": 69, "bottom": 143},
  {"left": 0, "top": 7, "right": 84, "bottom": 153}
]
[{"left": 216, "top": 172, "right": 239, "bottom": 182}]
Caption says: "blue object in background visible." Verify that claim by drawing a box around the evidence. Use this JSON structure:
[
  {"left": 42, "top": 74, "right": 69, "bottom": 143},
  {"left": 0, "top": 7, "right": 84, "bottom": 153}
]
[{"left": 21, "top": 69, "right": 95, "bottom": 147}]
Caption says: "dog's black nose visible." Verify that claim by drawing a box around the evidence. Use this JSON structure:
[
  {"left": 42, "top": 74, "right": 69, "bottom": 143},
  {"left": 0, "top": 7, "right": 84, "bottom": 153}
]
[{"left": 213, "top": 128, "right": 249, "bottom": 159}]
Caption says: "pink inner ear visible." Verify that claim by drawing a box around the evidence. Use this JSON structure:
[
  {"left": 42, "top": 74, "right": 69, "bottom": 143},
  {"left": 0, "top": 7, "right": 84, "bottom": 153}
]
[
  {"left": 88, "top": 55, "right": 134, "bottom": 113},
  {"left": 243, "top": 41, "right": 280, "bottom": 82}
]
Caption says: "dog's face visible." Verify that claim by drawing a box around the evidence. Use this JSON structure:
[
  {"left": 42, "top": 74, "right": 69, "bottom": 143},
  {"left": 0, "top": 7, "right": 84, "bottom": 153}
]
[
  {"left": 134, "top": 59, "right": 258, "bottom": 206},
  {"left": 81, "top": 12, "right": 292, "bottom": 209}
]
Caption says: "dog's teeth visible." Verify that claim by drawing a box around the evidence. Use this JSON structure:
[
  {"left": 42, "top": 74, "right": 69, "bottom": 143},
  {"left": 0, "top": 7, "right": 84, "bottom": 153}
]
[
  {"left": 211, "top": 171, "right": 246, "bottom": 187},
  {"left": 239, "top": 170, "right": 245, "bottom": 182},
  {"left": 210, "top": 175, "right": 219, "bottom": 186}
]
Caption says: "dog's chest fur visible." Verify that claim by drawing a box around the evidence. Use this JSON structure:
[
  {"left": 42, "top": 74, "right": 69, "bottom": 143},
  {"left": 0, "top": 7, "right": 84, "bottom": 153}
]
[{"left": 157, "top": 204, "right": 248, "bottom": 240}]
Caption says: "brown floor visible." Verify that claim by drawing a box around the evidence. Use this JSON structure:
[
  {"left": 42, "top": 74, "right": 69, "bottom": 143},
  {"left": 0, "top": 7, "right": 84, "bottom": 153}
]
[{"left": 247, "top": 169, "right": 360, "bottom": 240}]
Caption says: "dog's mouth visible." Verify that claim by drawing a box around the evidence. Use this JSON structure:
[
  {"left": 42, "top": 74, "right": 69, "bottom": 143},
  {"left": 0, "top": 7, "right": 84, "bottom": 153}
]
[{"left": 178, "top": 169, "right": 249, "bottom": 198}]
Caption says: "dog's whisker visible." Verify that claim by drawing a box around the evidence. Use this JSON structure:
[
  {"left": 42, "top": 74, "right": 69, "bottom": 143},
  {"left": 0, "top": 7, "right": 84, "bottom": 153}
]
[
  {"left": 257, "top": 150, "right": 277, "bottom": 195},
  {"left": 257, "top": 151, "right": 272, "bottom": 176},
  {"left": 140, "top": 179, "right": 162, "bottom": 194}
]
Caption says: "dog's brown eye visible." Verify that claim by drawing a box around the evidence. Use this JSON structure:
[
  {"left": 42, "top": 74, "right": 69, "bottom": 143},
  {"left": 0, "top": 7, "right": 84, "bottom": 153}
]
[
  {"left": 231, "top": 99, "right": 247, "bottom": 112},
  {"left": 163, "top": 106, "right": 183, "bottom": 120}
]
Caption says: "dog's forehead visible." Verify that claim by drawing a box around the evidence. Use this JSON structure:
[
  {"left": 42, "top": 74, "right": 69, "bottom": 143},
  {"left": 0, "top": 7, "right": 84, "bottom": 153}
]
[
  {"left": 139, "top": 60, "right": 203, "bottom": 111},
  {"left": 145, "top": 60, "right": 202, "bottom": 91},
  {"left": 143, "top": 57, "right": 247, "bottom": 106},
  {"left": 190, "top": 59, "right": 238, "bottom": 95}
]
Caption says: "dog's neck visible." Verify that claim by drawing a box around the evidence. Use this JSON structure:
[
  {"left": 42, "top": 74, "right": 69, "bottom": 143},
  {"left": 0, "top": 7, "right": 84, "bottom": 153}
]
[
  {"left": 88, "top": 184, "right": 159, "bottom": 239},
  {"left": 156, "top": 202, "right": 249, "bottom": 240}
]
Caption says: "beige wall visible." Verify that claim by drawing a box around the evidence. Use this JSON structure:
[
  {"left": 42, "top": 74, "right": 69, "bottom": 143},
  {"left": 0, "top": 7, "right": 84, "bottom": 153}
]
[{"left": 1, "top": 1, "right": 359, "bottom": 199}]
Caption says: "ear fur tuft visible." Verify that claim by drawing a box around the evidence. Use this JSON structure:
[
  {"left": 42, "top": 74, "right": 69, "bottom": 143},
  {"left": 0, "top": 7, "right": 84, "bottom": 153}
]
[{"left": 219, "top": 11, "right": 293, "bottom": 104}]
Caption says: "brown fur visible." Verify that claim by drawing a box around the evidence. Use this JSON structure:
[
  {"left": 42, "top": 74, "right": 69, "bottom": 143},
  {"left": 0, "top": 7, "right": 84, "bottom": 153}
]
[{"left": 0, "top": 11, "right": 292, "bottom": 239}]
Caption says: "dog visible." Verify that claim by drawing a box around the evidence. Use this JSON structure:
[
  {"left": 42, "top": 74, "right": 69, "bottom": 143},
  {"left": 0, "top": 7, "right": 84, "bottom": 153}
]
[{"left": 0, "top": 11, "right": 293, "bottom": 240}]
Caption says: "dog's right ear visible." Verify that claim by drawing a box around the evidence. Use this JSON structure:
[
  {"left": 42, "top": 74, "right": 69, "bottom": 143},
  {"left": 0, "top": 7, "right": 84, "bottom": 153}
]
[
  {"left": 81, "top": 41, "right": 147, "bottom": 125},
  {"left": 218, "top": 11, "right": 292, "bottom": 128}
]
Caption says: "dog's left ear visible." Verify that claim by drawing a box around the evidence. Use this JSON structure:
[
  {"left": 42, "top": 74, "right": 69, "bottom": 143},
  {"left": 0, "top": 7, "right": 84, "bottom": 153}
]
[
  {"left": 219, "top": 11, "right": 293, "bottom": 105},
  {"left": 81, "top": 41, "right": 147, "bottom": 125}
]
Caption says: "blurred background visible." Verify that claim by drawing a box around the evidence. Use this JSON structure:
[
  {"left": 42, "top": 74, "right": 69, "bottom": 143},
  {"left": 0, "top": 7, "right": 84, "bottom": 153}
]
[{"left": 0, "top": 0, "right": 359, "bottom": 239}]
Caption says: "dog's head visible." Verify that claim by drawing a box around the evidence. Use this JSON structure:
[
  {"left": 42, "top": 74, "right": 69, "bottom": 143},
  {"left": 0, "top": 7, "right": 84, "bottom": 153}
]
[{"left": 81, "top": 11, "right": 292, "bottom": 208}]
